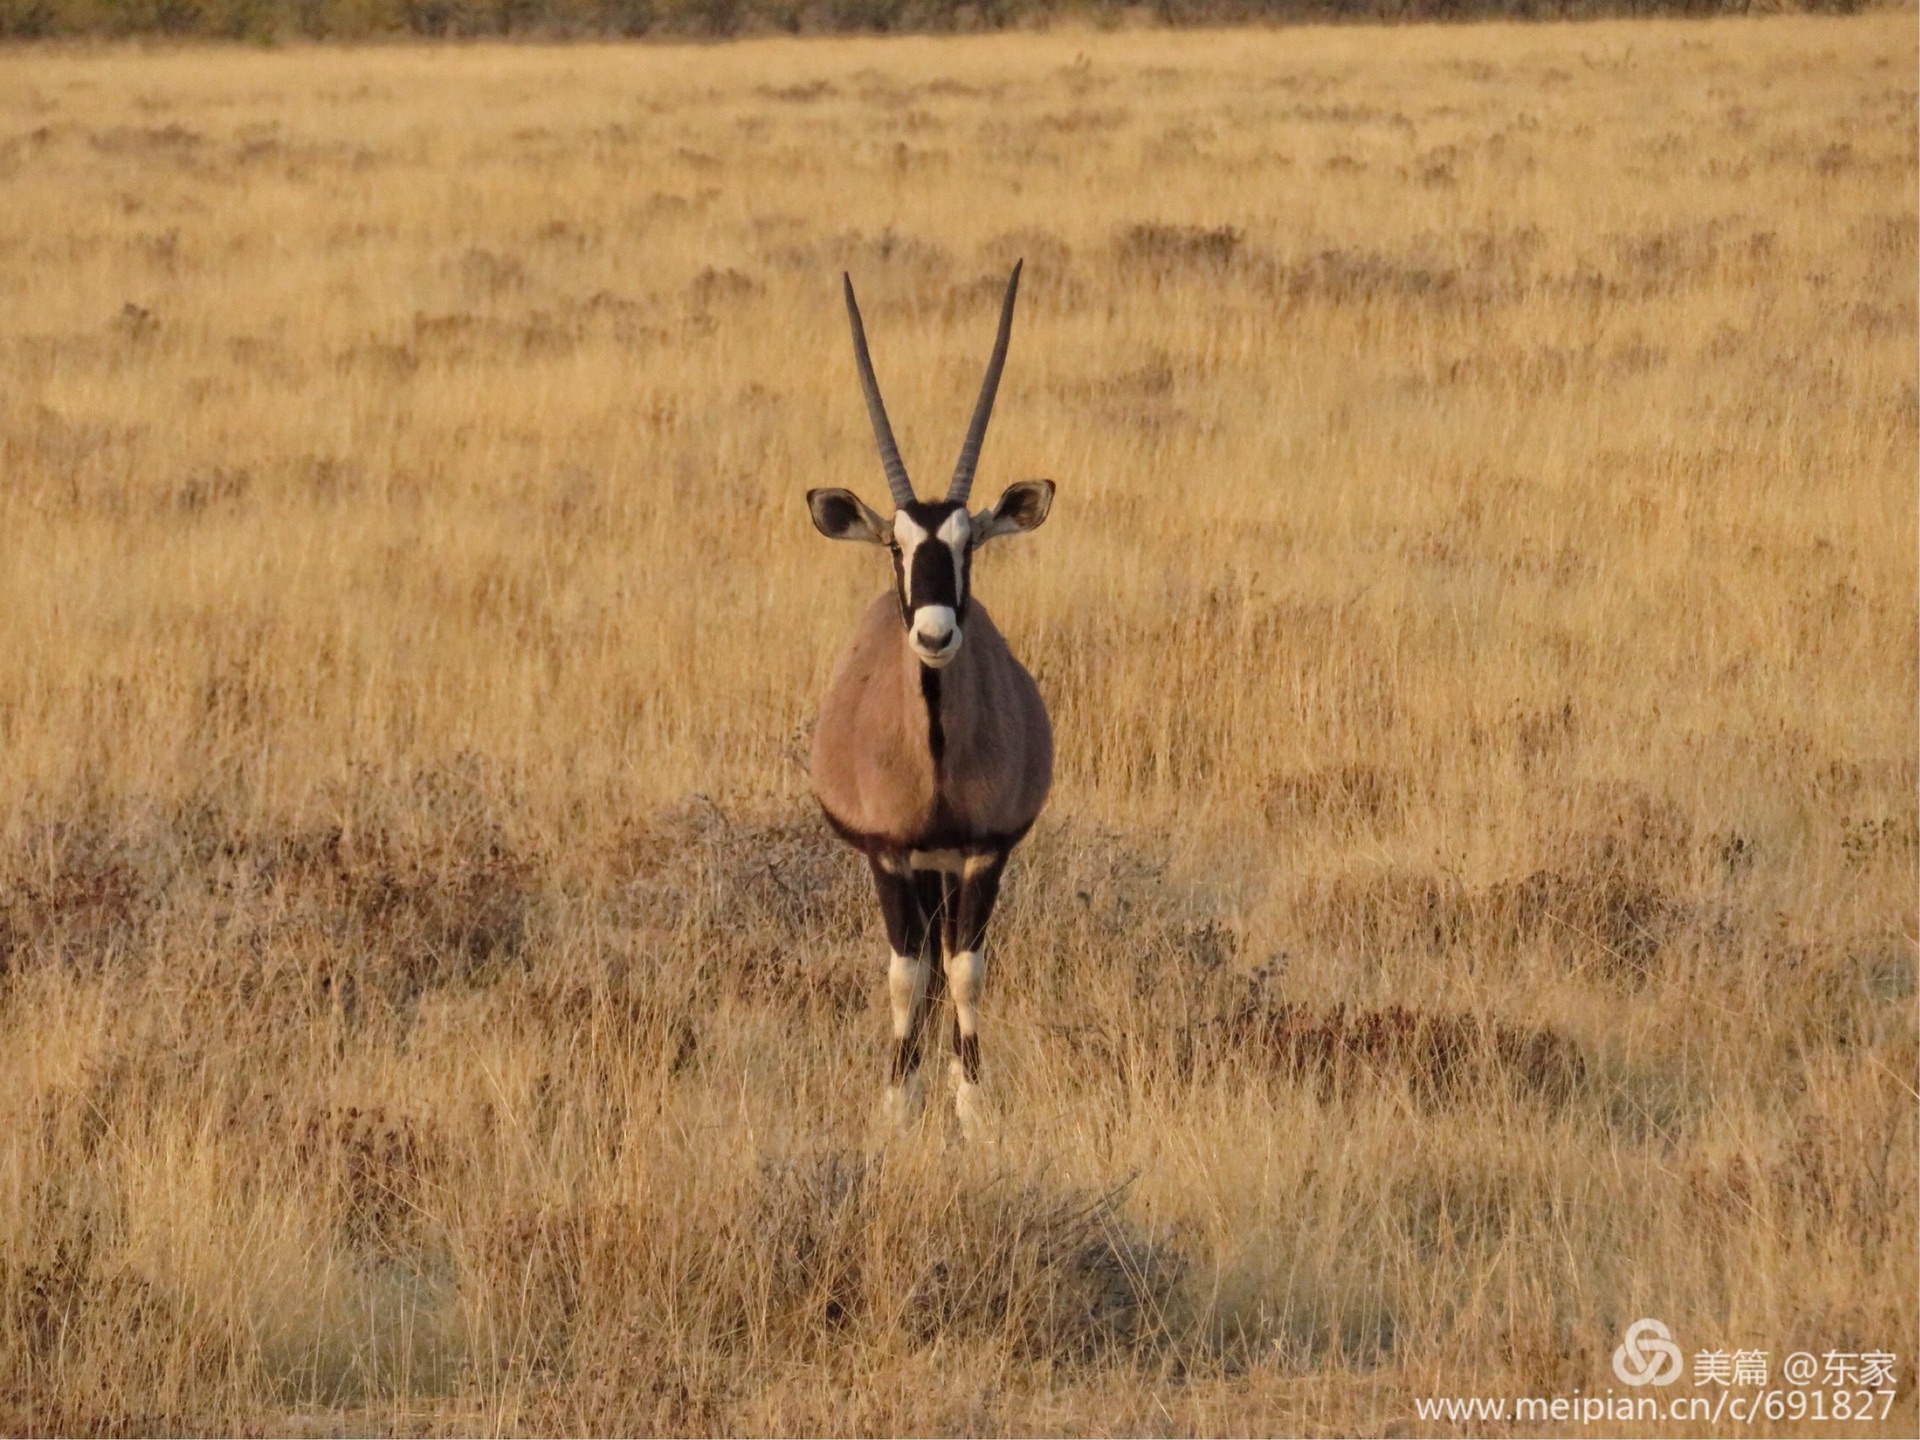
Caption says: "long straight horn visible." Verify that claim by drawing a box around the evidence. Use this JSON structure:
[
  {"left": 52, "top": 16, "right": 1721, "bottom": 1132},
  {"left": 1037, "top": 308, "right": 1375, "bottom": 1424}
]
[
  {"left": 947, "top": 259, "right": 1022, "bottom": 507},
  {"left": 843, "top": 273, "right": 917, "bottom": 510}
]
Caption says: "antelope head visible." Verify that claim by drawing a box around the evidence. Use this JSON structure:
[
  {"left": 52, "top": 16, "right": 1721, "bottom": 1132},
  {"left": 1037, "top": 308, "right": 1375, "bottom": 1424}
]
[{"left": 807, "top": 262, "right": 1054, "bottom": 670}]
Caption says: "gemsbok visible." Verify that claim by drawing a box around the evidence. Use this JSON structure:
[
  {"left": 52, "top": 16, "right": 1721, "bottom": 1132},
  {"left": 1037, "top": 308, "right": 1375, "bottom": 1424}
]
[{"left": 806, "top": 262, "right": 1054, "bottom": 1139}]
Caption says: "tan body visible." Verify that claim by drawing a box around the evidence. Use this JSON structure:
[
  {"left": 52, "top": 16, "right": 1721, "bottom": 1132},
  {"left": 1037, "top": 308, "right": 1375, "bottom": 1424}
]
[{"left": 812, "top": 593, "right": 1052, "bottom": 853}]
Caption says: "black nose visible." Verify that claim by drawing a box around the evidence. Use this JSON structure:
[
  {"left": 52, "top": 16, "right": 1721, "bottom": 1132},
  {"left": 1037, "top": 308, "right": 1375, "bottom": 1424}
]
[{"left": 915, "top": 625, "right": 952, "bottom": 649}]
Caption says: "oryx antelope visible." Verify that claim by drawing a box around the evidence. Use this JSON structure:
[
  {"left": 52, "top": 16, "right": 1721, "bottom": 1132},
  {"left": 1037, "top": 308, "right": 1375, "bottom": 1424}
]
[{"left": 806, "top": 262, "right": 1054, "bottom": 1139}]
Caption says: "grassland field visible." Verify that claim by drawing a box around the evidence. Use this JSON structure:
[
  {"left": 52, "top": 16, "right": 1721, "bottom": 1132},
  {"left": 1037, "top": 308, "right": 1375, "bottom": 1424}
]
[{"left": 0, "top": 11, "right": 1914, "bottom": 1435}]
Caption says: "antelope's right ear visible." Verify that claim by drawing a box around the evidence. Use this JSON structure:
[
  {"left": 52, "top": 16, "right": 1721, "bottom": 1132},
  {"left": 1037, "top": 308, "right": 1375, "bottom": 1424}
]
[{"left": 807, "top": 487, "right": 889, "bottom": 545}]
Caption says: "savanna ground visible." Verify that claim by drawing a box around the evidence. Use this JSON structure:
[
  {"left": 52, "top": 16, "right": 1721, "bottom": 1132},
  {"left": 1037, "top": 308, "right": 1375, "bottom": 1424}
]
[{"left": 0, "top": 12, "right": 1915, "bottom": 1435}]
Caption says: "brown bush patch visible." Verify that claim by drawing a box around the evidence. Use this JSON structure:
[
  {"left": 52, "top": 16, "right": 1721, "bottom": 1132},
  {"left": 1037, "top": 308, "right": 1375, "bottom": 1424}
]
[
  {"left": 1220, "top": 999, "right": 1587, "bottom": 1107},
  {"left": 1290, "top": 865, "right": 1678, "bottom": 980},
  {"left": 743, "top": 1152, "right": 1185, "bottom": 1363},
  {"left": 615, "top": 798, "right": 867, "bottom": 937},
  {"left": 1271, "top": 247, "right": 1465, "bottom": 303},
  {"left": 812, "top": 228, "right": 953, "bottom": 284},
  {"left": 1260, "top": 763, "right": 1405, "bottom": 832},
  {"left": 689, "top": 266, "right": 763, "bottom": 306},
  {"left": 410, "top": 309, "right": 579, "bottom": 360},
  {"left": 0, "top": 827, "right": 153, "bottom": 974},
  {"left": 1116, "top": 222, "right": 1243, "bottom": 272},
  {"left": 609, "top": 799, "right": 872, "bottom": 1012},
  {"left": 295, "top": 1103, "right": 443, "bottom": 1252},
  {"left": 979, "top": 226, "right": 1071, "bottom": 273}
]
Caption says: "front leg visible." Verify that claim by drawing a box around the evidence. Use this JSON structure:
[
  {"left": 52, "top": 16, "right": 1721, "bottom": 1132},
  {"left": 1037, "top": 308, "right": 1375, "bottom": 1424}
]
[
  {"left": 871, "top": 854, "right": 938, "bottom": 1128},
  {"left": 946, "top": 850, "right": 1006, "bottom": 1141}
]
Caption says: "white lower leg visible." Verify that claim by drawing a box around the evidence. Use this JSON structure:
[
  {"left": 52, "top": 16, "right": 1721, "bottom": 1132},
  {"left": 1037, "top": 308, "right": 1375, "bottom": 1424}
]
[
  {"left": 945, "top": 948, "right": 987, "bottom": 1139},
  {"left": 882, "top": 949, "right": 929, "bottom": 1126}
]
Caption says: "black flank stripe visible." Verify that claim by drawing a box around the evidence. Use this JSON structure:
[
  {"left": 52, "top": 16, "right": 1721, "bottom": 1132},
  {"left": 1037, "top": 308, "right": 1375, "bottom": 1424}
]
[{"left": 813, "top": 797, "right": 1034, "bottom": 857}]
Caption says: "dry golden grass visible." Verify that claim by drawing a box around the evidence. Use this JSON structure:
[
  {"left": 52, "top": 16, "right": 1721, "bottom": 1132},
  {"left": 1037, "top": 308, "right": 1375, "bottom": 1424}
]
[{"left": 0, "top": 13, "right": 1914, "bottom": 1435}]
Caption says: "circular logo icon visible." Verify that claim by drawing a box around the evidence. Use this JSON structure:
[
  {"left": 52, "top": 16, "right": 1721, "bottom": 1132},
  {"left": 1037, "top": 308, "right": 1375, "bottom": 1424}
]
[{"left": 1613, "top": 1318, "right": 1684, "bottom": 1387}]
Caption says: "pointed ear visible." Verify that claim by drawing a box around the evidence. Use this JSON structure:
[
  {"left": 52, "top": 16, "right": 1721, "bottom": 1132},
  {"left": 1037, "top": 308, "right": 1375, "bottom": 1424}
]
[
  {"left": 972, "top": 479, "right": 1054, "bottom": 545},
  {"left": 807, "top": 488, "right": 889, "bottom": 544}
]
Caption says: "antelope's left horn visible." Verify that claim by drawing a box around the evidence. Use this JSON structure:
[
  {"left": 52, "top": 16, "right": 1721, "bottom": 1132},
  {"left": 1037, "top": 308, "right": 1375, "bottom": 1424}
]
[
  {"left": 844, "top": 273, "right": 918, "bottom": 510},
  {"left": 947, "top": 260, "right": 1022, "bottom": 508}
]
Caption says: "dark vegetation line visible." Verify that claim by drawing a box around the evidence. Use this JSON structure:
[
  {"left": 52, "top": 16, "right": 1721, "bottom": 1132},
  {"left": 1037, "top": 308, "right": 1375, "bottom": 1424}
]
[{"left": 0, "top": 0, "right": 1877, "bottom": 43}]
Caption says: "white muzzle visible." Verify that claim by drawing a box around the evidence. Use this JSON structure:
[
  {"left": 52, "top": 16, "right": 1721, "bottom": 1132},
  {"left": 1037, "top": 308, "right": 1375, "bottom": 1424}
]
[{"left": 910, "top": 606, "right": 961, "bottom": 668}]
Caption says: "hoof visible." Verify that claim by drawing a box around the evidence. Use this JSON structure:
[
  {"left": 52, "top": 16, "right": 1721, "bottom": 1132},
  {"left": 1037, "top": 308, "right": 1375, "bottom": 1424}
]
[
  {"left": 951, "top": 1074, "right": 992, "bottom": 1144},
  {"left": 878, "top": 1080, "right": 922, "bottom": 1134}
]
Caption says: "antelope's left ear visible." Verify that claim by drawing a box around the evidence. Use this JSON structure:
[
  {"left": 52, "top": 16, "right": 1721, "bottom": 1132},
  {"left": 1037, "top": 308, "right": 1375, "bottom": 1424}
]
[
  {"left": 807, "top": 487, "right": 889, "bottom": 544},
  {"left": 972, "top": 479, "right": 1054, "bottom": 545}
]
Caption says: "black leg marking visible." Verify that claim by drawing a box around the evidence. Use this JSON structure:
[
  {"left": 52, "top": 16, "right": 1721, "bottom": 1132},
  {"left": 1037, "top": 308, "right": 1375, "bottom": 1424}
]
[
  {"left": 940, "top": 871, "right": 961, "bottom": 961},
  {"left": 912, "top": 868, "right": 947, "bottom": 943},
  {"left": 872, "top": 856, "right": 938, "bottom": 1086},
  {"left": 917, "top": 869, "right": 950, "bottom": 1017},
  {"left": 955, "top": 852, "right": 1007, "bottom": 957},
  {"left": 870, "top": 856, "right": 919, "bottom": 957},
  {"left": 953, "top": 1028, "right": 981, "bottom": 1084},
  {"left": 891, "top": 1030, "right": 929, "bottom": 1086},
  {"left": 949, "top": 850, "right": 1008, "bottom": 1080}
]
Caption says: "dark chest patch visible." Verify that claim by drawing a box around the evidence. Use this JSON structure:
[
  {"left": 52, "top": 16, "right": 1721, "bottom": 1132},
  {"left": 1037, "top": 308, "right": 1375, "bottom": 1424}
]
[{"left": 920, "top": 664, "right": 945, "bottom": 766}]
